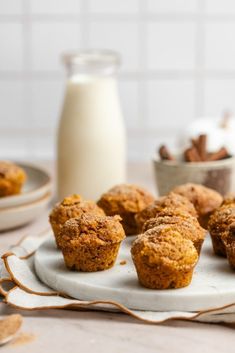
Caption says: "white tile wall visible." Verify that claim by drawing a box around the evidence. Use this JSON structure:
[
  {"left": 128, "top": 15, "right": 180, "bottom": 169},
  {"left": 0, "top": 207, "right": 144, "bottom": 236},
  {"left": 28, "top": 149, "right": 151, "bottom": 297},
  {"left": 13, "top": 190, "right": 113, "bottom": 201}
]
[
  {"left": 147, "top": 79, "right": 195, "bottom": 129},
  {"left": 89, "top": 22, "right": 139, "bottom": 72},
  {"left": 0, "top": 0, "right": 235, "bottom": 161},
  {"left": 147, "top": 22, "right": 196, "bottom": 70},
  {"left": 31, "top": 23, "right": 81, "bottom": 71},
  {"left": 0, "top": 23, "right": 23, "bottom": 71}
]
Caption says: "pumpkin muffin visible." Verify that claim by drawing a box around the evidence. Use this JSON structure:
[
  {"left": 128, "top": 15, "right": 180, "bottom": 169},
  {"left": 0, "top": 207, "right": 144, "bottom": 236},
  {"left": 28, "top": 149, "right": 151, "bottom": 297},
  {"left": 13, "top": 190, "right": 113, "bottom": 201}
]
[
  {"left": 0, "top": 161, "right": 26, "bottom": 197},
  {"left": 131, "top": 227, "right": 198, "bottom": 289},
  {"left": 143, "top": 214, "right": 206, "bottom": 254},
  {"left": 97, "top": 184, "right": 155, "bottom": 235},
  {"left": 172, "top": 183, "right": 223, "bottom": 228},
  {"left": 135, "top": 192, "right": 197, "bottom": 232},
  {"left": 208, "top": 204, "right": 235, "bottom": 257},
  {"left": 58, "top": 213, "right": 125, "bottom": 271},
  {"left": 222, "top": 222, "right": 235, "bottom": 269},
  {"left": 49, "top": 194, "right": 105, "bottom": 247}
]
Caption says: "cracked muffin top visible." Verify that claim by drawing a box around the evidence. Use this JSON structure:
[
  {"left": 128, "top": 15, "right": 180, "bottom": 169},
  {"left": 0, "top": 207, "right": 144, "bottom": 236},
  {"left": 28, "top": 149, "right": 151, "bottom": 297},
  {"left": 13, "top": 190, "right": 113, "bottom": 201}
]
[
  {"left": 49, "top": 194, "right": 105, "bottom": 226},
  {"left": 58, "top": 213, "right": 125, "bottom": 249},
  {"left": 172, "top": 183, "right": 223, "bottom": 216},
  {"left": 0, "top": 161, "right": 26, "bottom": 196},
  {"left": 135, "top": 192, "right": 197, "bottom": 232},
  {"left": 142, "top": 214, "right": 206, "bottom": 244},
  {"left": 131, "top": 226, "right": 198, "bottom": 270},
  {"left": 97, "top": 184, "right": 155, "bottom": 214}
]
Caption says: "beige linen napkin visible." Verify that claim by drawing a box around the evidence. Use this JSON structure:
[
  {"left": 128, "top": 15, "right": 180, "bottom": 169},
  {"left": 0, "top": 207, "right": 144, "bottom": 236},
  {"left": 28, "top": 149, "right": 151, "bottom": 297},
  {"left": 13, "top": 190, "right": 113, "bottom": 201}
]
[{"left": 1, "top": 231, "right": 235, "bottom": 324}]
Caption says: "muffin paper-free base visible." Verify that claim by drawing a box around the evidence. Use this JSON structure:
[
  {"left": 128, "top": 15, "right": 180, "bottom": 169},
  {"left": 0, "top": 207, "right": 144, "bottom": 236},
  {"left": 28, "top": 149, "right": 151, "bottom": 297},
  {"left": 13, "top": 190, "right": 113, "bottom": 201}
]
[{"left": 1, "top": 231, "right": 235, "bottom": 324}]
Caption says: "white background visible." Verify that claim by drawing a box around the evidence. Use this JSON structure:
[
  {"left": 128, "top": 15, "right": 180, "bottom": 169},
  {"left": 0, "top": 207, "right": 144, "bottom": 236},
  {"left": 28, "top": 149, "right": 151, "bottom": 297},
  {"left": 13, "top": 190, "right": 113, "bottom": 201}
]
[{"left": 1, "top": 0, "right": 235, "bottom": 161}]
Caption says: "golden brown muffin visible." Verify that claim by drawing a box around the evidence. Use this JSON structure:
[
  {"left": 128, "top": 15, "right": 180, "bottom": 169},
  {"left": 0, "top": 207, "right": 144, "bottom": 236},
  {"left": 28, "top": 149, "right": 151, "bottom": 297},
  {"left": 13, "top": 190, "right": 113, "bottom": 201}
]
[
  {"left": 222, "top": 222, "right": 235, "bottom": 269},
  {"left": 58, "top": 213, "right": 125, "bottom": 272},
  {"left": 135, "top": 192, "right": 197, "bottom": 232},
  {"left": 143, "top": 214, "right": 206, "bottom": 254},
  {"left": 208, "top": 204, "right": 235, "bottom": 257},
  {"left": 0, "top": 161, "right": 26, "bottom": 197},
  {"left": 97, "top": 184, "right": 155, "bottom": 235},
  {"left": 131, "top": 227, "right": 198, "bottom": 289},
  {"left": 49, "top": 194, "right": 105, "bottom": 247},
  {"left": 172, "top": 183, "right": 223, "bottom": 228}
]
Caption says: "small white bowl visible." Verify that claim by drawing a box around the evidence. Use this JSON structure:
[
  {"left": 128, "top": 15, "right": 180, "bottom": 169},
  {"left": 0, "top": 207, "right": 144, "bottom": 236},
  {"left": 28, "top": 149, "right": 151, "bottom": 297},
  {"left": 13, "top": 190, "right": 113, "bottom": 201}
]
[
  {"left": 0, "top": 192, "right": 51, "bottom": 232},
  {"left": 0, "top": 162, "right": 51, "bottom": 209},
  {"left": 153, "top": 156, "right": 235, "bottom": 196}
]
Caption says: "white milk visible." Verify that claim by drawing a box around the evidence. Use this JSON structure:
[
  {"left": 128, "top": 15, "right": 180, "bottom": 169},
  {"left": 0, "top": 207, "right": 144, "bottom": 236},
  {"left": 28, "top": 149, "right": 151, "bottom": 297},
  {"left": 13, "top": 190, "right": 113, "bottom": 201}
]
[{"left": 57, "top": 73, "right": 126, "bottom": 200}]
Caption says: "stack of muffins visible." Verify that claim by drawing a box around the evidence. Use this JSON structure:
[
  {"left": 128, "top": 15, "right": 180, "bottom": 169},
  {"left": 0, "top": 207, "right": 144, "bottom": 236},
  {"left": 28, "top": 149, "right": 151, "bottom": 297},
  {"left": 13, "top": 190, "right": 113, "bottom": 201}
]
[
  {"left": 208, "top": 197, "right": 235, "bottom": 268},
  {"left": 49, "top": 182, "right": 227, "bottom": 290},
  {"left": 49, "top": 184, "right": 154, "bottom": 272}
]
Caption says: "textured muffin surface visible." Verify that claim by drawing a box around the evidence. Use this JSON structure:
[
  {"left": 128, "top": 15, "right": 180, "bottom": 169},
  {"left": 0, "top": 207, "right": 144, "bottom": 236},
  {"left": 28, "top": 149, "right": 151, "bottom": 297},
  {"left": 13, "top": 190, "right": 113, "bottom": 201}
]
[
  {"left": 143, "top": 214, "right": 206, "bottom": 254},
  {"left": 131, "top": 227, "right": 198, "bottom": 289},
  {"left": 58, "top": 213, "right": 125, "bottom": 272},
  {"left": 135, "top": 192, "right": 197, "bottom": 232},
  {"left": 49, "top": 194, "right": 105, "bottom": 243},
  {"left": 0, "top": 161, "right": 26, "bottom": 197},
  {"left": 97, "top": 184, "right": 155, "bottom": 235},
  {"left": 208, "top": 204, "right": 235, "bottom": 256},
  {"left": 172, "top": 183, "right": 222, "bottom": 216}
]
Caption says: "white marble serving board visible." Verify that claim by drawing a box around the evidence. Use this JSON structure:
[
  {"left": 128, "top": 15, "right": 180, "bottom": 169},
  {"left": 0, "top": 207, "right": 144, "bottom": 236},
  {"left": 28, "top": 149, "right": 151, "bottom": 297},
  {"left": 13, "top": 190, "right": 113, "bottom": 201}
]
[{"left": 34, "top": 234, "right": 235, "bottom": 312}]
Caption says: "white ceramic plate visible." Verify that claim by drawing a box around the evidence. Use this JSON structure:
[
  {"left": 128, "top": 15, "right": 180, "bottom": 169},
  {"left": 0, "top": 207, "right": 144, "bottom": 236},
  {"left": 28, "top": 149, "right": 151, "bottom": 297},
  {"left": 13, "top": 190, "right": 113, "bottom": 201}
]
[
  {"left": 0, "top": 193, "right": 51, "bottom": 232},
  {"left": 0, "top": 162, "right": 51, "bottom": 209},
  {"left": 34, "top": 235, "right": 235, "bottom": 312}
]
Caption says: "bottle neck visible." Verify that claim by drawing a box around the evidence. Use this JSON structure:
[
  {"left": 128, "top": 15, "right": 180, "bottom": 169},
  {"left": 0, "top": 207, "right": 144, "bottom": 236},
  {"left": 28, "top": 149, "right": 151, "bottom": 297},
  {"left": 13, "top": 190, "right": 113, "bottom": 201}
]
[{"left": 62, "top": 50, "right": 120, "bottom": 79}]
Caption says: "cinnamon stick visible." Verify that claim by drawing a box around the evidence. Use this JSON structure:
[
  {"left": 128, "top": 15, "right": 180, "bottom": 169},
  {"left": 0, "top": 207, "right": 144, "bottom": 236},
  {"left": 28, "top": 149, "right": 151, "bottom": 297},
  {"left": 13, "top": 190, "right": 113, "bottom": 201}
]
[
  {"left": 184, "top": 147, "right": 202, "bottom": 162},
  {"left": 158, "top": 145, "right": 175, "bottom": 161},
  {"left": 197, "top": 134, "right": 207, "bottom": 161},
  {"left": 207, "top": 147, "right": 230, "bottom": 161}
]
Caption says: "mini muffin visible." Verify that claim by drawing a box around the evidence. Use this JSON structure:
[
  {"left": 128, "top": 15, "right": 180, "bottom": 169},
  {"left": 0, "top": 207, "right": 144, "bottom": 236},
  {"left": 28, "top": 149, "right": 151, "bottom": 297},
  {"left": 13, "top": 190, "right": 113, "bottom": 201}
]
[
  {"left": 172, "top": 183, "right": 223, "bottom": 228},
  {"left": 58, "top": 213, "right": 125, "bottom": 272},
  {"left": 222, "top": 222, "right": 235, "bottom": 269},
  {"left": 143, "top": 214, "right": 206, "bottom": 254},
  {"left": 0, "top": 161, "right": 26, "bottom": 197},
  {"left": 97, "top": 184, "right": 155, "bottom": 235},
  {"left": 131, "top": 227, "right": 198, "bottom": 289},
  {"left": 135, "top": 192, "right": 197, "bottom": 232},
  {"left": 208, "top": 204, "right": 235, "bottom": 257},
  {"left": 49, "top": 194, "right": 105, "bottom": 247}
]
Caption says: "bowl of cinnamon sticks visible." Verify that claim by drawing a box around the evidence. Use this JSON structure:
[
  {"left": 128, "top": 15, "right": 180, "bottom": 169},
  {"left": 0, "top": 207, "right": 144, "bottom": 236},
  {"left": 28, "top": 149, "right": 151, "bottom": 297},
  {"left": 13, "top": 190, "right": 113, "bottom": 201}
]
[{"left": 153, "top": 134, "right": 235, "bottom": 196}]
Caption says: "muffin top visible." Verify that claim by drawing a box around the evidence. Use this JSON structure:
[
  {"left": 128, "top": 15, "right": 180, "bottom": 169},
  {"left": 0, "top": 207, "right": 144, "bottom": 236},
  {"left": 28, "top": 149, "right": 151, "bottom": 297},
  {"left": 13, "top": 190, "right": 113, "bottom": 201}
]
[
  {"left": 49, "top": 194, "right": 105, "bottom": 226},
  {"left": 58, "top": 213, "right": 125, "bottom": 249},
  {"left": 131, "top": 226, "right": 198, "bottom": 270},
  {"left": 143, "top": 215, "right": 206, "bottom": 244},
  {"left": 222, "top": 196, "right": 235, "bottom": 207},
  {"left": 135, "top": 192, "right": 197, "bottom": 231},
  {"left": 172, "top": 183, "right": 223, "bottom": 216},
  {"left": 97, "top": 184, "right": 155, "bottom": 214},
  {"left": 0, "top": 161, "right": 26, "bottom": 184},
  {"left": 208, "top": 204, "right": 235, "bottom": 234}
]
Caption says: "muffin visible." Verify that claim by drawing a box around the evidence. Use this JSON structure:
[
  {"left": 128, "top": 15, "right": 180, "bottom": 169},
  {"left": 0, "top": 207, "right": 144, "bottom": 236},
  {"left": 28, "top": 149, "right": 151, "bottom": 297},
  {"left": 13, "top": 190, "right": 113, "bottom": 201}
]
[
  {"left": 97, "top": 184, "right": 155, "bottom": 235},
  {"left": 172, "top": 183, "right": 223, "bottom": 228},
  {"left": 58, "top": 213, "right": 125, "bottom": 271},
  {"left": 135, "top": 192, "right": 197, "bottom": 232},
  {"left": 131, "top": 227, "right": 198, "bottom": 289},
  {"left": 208, "top": 204, "right": 235, "bottom": 257},
  {"left": 143, "top": 214, "right": 206, "bottom": 254},
  {"left": 222, "top": 222, "right": 235, "bottom": 269},
  {"left": 49, "top": 194, "right": 105, "bottom": 247},
  {"left": 0, "top": 161, "right": 26, "bottom": 197}
]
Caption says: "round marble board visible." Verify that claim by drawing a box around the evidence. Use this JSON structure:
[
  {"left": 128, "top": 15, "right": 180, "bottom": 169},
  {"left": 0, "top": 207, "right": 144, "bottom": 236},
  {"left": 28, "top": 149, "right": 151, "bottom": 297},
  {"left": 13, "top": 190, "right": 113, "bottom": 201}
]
[{"left": 34, "top": 234, "right": 235, "bottom": 312}]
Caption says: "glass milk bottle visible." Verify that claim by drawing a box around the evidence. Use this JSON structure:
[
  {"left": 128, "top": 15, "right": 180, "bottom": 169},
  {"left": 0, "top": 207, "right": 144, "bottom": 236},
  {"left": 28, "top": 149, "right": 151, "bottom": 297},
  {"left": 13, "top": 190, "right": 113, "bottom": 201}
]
[{"left": 57, "top": 50, "right": 126, "bottom": 200}]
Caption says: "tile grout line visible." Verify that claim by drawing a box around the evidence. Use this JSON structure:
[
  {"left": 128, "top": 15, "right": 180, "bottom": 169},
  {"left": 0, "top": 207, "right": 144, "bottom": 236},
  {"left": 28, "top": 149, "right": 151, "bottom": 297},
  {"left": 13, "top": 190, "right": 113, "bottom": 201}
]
[
  {"left": 21, "top": 0, "right": 33, "bottom": 155},
  {"left": 194, "top": 0, "right": 206, "bottom": 119},
  {"left": 137, "top": 0, "right": 148, "bottom": 129}
]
